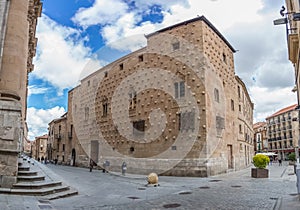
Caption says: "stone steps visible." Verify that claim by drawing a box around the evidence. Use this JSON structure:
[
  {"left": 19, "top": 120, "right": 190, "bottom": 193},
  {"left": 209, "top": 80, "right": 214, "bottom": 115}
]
[
  {"left": 0, "top": 184, "right": 70, "bottom": 196},
  {"left": 38, "top": 187, "right": 78, "bottom": 200},
  {"left": 17, "top": 170, "right": 38, "bottom": 176},
  {"left": 0, "top": 157, "right": 78, "bottom": 200},
  {"left": 17, "top": 175, "right": 45, "bottom": 182},
  {"left": 12, "top": 181, "right": 62, "bottom": 189},
  {"left": 18, "top": 166, "right": 30, "bottom": 171}
]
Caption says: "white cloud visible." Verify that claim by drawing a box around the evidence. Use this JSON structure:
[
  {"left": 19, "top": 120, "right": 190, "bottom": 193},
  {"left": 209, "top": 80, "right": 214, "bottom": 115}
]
[
  {"left": 250, "top": 86, "right": 297, "bottom": 122},
  {"left": 28, "top": 85, "right": 49, "bottom": 96},
  {"left": 72, "top": 0, "right": 128, "bottom": 27},
  {"left": 33, "top": 15, "right": 92, "bottom": 93},
  {"left": 27, "top": 106, "right": 66, "bottom": 140}
]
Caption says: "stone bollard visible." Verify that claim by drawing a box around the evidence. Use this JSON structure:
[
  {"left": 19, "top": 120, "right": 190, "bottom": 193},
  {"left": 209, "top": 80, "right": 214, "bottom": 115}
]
[{"left": 147, "top": 173, "right": 159, "bottom": 186}]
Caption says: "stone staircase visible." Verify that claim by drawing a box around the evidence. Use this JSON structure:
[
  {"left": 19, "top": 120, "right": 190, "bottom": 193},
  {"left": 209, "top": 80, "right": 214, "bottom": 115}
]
[{"left": 0, "top": 157, "right": 78, "bottom": 200}]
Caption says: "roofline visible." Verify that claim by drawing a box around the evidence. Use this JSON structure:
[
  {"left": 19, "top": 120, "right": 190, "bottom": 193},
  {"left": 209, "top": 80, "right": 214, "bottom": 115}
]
[
  {"left": 266, "top": 104, "right": 298, "bottom": 120},
  {"left": 145, "top": 15, "right": 236, "bottom": 53},
  {"left": 235, "top": 76, "right": 254, "bottom": 109}
]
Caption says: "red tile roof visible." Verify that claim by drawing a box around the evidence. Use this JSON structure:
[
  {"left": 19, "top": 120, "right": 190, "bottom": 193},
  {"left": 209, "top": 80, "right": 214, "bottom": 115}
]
[
  {"left": 253, "top": 122, "right": 266, "bottom": 129},
  {"left": 266, "top": 104, "right": 298, "bottom": 120}
]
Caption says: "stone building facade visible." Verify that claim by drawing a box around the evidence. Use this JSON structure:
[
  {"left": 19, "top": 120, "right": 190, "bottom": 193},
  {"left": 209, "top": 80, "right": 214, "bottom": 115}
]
[
  {"left": 47, "top": 114, "right": 69, "bottom": 164},
  {"left": 0, "top": 0, "right": 42, "bottom": 188},
  {"left": 266, "top": 104, "right": 300, "bottom": 160},
  {"left": 51, "top": 16, "right": 254, "bottom": 176},
  {"left": 47, "top": 112, "right": 90, "bottom": 166},
  {"left": 33, "top": 134, "right": 47, "bottom": 161},
  {"left": 253, "top": 122, "right": 268, "bottom": 153},
  {"left": 285, "top": 0, "right": 300, "bottom": 107}
]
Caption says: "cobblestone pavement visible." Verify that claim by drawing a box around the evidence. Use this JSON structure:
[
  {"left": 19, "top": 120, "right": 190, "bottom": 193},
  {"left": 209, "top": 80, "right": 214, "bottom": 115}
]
[{"left": 0, "top": 161, "right": 299, "bottom": 210}]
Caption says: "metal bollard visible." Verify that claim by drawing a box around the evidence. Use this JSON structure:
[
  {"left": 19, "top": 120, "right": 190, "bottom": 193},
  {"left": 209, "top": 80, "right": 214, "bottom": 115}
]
[{"left": 296, "top": 165, "right": 300, "bottom": 194}]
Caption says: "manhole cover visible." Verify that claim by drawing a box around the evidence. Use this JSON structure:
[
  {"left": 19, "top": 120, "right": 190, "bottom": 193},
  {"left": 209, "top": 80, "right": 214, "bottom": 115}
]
[
  {"left": 163, "top": 203, "right": 181, "bottom": 208},
  {"left": 199, "top": 186, "right": 210, "bottom": 189},
  {"left": 209, "top": 179, "right": 222, "bottom": 182},
  {"left": 138, "top": 187, "right": 146, "bottom": 190},
  {"left": 127, "top": 196, "right": 140, "bottom": 200},
  {"left": 231, "top": 185, "right": 242, "bottom": 188},
  {"left": 270, "top": 197, "right": 279, "bottom": 200},
  {"left": 179, "top": 191, "right": 192, "bottom": 195},
  {"left": 38, "top": 200, "right": 50, "bottom": 204},
  {"left": 38, "top": 205, "right": 52, "bottom": 209}
]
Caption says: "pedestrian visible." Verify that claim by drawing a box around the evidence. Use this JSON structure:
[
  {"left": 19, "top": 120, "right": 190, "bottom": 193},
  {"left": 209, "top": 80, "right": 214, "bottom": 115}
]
[
  {"left": 278, "top": 158, "right": 282, "bottom": 166},
  {"left": 122, "top": 162, "right": 127, "bottom": 175},
  {"left": 89, "top": 159, "right": 94, "bottom": 172},
  {"left": 102, "top": 161, "right": 106, "bottom": 173},
  {"left": 269, "top": 156, "right": 273, "bottom": 165}
]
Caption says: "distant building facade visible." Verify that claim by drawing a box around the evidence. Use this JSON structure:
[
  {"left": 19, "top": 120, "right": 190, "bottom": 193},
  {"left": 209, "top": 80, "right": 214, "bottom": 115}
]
[
  {"left": 33, "top": 134, "right": 48, "bottom": 161},
  {"left": 253, "top": 122, "right": 268, "bottom": 153},
  {"left": 0, "top": 0, "right": 42, "bottom": 188},
  {"left": 49, "top": 16, "right": 254, "bottom": 176},
  {"left": 266, "top": 104, "right": 300, "bottom": 160}
]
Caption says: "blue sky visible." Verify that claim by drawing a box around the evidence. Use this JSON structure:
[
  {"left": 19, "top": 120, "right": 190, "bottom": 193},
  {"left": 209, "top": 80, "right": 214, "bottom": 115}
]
[{"left": 27, "top": 0, "right": 297, "bottom": 140}]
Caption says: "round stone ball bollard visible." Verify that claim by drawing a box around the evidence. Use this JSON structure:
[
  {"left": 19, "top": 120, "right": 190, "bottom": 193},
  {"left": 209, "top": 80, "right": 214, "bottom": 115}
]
[{"left": 147, "top": 173, "right": 159, "bottom": 186}]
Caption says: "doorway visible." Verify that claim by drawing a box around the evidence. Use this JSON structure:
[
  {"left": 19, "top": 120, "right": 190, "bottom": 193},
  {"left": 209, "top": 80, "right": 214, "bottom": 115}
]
[
  {"left": 71, "top": 148, "right": 76, "bottom": 166},
  {"left": 227, "top": 144, "right": 233, "bottom": 169}
]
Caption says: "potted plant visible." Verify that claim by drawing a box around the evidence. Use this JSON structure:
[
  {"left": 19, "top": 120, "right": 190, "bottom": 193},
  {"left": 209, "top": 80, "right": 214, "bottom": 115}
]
[{"left": 251, "top": 154, "right": 270, "bottom": 178}]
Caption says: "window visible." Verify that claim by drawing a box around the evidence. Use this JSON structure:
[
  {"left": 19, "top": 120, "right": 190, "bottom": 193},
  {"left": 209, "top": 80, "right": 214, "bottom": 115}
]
[
  {"left": 87, "top": 80, "right": 90, "bottom": 86},
  {"left": 231, "top": 99, "right": 234, "bottom": 111},
  {"left": 222, "top": 53, "right": 227, "bottom": 63},
  {"left": 102, "top": 101, "right": 108, "bottom": 117},
  {"left": 174, "top": 81, "right": 185, "bottom": 98},
  {"left": 239, "top": 124, "right": 242, "bottom": 133},
  {"left": 129, "top": 89, "right": 137, "bottom": 109},
  {"left": 214, "top": 88, "right": 219, "bottom": 102},
  {"left": 119, "top": 63, "right": 124, "bottom": 70},
  {"left": 238, "top": 86, "right": 241, "bottom": 98},
  {"left": 133, "top": 120, "right": 145, "bottom": 135},
  {"left": 239, "top": 105, "right": 241, "bottom": 112},
  {"left": 104, "top": 71, "right": 108, "bottom": 77},
  {"left": 138, "top": 55, "right": 143, "bottom": 62},
  {"left": 85, "top": 107, "right": 89, "bottom": 120},
  {"left": 179, "top": 111, "right": 195, "bottom": 131},
  {"left": 172, "top": 41, "right": 180, "bottom": 50},
  {"left": 62, "top": 144, "right": 65, "bottom": 151}
]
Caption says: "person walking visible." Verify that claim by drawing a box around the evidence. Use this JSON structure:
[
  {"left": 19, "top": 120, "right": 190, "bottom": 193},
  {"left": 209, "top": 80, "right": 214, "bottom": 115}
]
[
  {"left": 278, "top": 158, "right": 282, "bottom": 166},
  {"left": 89, "top": 159, "right": 94, "bottom": 172}
]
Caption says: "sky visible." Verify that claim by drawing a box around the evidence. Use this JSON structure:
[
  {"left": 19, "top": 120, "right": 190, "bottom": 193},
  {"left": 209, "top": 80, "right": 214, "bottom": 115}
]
[{"left": 26, "top": 0, "right": 297, "bottom": 140}]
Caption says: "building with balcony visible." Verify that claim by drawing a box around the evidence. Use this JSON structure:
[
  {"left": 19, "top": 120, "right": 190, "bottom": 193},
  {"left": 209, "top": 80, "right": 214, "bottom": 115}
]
[
  {"left": 266, "top": 104, "right": 299, "bottom": 160},
  {"left": 285, "top": 1, "right": 300, "bottom": 105},
  {"left": 47, "top": 113, "right": 69, "bottom": 164},
  {"left": 253, "top": 122, "right": 268, "bottom": 153},
  {"left": 33, "top": 134, "right": 48, "bottom": 161}
]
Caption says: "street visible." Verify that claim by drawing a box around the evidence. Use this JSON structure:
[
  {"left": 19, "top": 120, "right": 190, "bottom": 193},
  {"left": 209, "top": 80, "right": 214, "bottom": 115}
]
[{"left": 0, "top": 161, "right": 299, "bottom": 210}]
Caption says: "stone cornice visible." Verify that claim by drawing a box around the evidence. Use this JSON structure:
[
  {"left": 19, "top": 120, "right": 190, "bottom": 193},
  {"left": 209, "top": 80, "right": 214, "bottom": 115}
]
[{"left": 27, "top": 0, "right": 42, "bottom": 73}]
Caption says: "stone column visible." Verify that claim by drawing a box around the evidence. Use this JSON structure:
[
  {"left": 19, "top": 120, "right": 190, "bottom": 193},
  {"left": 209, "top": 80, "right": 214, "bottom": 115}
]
[
  {"left": 0, "top": 0, "right": 42, "bottom": 188},
  {"left": 0, "top": 100, "right": 21, "bottom": 188}
]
